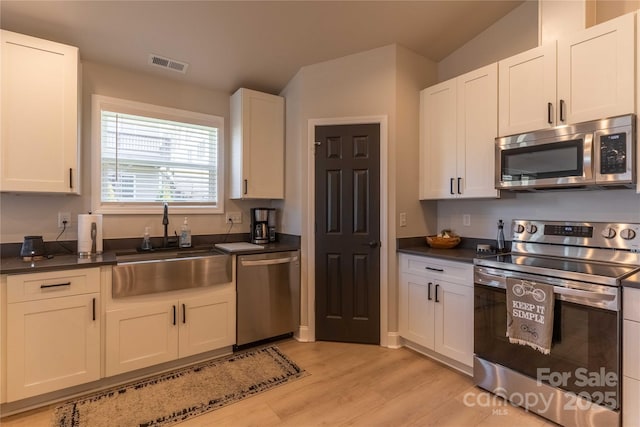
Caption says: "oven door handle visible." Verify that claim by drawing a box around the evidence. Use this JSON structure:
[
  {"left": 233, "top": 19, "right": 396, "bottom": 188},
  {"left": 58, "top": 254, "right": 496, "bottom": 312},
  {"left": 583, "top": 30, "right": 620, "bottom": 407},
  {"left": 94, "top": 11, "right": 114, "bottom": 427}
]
[
  {"left": 474, "top": 268, "right": 619, "bottom": 311},
  {"left": 553, "top": 286, "right": 617, "bottom": 311}
]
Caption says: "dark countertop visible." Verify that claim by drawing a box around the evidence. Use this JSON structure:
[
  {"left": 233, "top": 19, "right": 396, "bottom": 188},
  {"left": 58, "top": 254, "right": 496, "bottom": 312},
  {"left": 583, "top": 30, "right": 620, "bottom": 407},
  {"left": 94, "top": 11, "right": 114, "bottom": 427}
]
[
  {"left": 397, "top": 236, "right": 499, "bottom": 264},
  {"left": 397, "top": 246, "right": 479, "bottom": 264},
  {"left": 1, "top": 238, "right": 301, "bottom": 275},
  {"left": 623, "top": 271, "right": 640, "bottom": 289},
  {"left": 0, "top": 253, "right": 117, "bottom": 275}
]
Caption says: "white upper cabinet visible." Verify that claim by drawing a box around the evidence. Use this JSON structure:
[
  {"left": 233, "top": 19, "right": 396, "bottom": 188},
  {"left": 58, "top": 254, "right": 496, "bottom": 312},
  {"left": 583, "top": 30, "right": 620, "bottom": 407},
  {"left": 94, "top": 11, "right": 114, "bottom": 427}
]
[
  {"left": 558, "top": 13, "right": 635, "bottom": 125},
  {"left": 419, "top": 79, "right": 457, "bottom": 200},
  {"left": 230, "top": 88, "right": 285, "bottom": 199},
  {"left": 420, "top": 63, "right": 499, "bottom": 200},
  {"left": 0, "top": 30, "right": 80, "bottom": 193},
  {"left": 499, "top": 12, "right": 635, "bottom": 136},
  {"left": 498, "top": 43, "right": 557, "bottom": 136}
]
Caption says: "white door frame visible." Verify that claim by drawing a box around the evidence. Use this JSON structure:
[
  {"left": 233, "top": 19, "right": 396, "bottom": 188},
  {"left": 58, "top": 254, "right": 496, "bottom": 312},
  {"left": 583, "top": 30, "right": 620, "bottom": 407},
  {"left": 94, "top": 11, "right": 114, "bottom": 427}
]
[{"left": 305, "top": 115, "right": 390, "bottom": 346}]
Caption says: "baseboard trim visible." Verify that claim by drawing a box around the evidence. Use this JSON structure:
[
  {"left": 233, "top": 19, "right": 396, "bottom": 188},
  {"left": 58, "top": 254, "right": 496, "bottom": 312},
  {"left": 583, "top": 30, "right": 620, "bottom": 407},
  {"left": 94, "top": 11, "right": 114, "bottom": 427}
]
[
  {"left": 401, "top": 338, "right": 472, "bottom": 376},
  {"left": 295, "top": 325, "right": 313, "bottom": 342},
  {"left": 385, "top": 332, "right": 402, "bottom": 349}
]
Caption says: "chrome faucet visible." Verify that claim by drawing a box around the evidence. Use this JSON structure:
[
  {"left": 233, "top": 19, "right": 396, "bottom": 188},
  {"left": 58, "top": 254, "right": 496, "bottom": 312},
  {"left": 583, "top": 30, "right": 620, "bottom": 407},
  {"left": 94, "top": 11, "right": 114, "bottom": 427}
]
[{"left": 162, "top": 203, "right": 169, "bottom": 248}]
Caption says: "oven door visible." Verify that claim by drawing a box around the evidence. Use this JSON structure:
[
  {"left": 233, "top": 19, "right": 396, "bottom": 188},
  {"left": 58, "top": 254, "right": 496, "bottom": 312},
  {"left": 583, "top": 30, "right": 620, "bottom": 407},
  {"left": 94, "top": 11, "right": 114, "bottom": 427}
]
[
  {"left": 474, "top": 280, "right": 620, "bottom": 410},
  {"left": 496, "top": 133, "right": 593, "bottom": 190}
]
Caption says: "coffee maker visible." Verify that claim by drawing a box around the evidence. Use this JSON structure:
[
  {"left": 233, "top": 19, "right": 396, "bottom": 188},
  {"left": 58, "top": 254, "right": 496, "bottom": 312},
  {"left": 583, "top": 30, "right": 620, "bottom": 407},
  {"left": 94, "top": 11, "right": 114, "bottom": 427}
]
[{"left": 251, "top": 208, "right": 276, "bottom": 244}]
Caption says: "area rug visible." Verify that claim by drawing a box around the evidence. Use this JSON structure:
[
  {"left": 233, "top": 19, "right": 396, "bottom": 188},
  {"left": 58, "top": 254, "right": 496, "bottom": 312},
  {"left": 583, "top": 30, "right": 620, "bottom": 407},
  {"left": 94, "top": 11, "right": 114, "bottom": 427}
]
[{"left": 53, "top": 345, "right": 307, "bottom": 427}]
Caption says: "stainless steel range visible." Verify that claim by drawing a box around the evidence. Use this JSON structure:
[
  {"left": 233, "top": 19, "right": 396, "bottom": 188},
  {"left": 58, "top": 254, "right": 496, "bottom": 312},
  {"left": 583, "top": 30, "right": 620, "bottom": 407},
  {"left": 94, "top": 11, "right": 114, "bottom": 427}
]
[{"left": 474, "top": 220, "right": 640, "bottom": 427}]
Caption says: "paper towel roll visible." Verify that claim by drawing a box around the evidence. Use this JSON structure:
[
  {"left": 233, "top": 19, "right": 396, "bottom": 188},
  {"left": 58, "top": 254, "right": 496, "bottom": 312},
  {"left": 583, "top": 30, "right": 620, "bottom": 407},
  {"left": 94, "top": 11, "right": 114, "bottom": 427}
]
[{"left": 78, "top": 214, "right": 103, "bottom": 256}]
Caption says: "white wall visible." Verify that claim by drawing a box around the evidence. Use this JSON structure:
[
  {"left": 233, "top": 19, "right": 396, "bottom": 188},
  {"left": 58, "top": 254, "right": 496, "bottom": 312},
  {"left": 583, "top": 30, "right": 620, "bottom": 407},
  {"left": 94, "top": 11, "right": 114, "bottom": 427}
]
[
  {"left": 395, "top": 47, "right": 439, "bottom": 238},
  {"left": 0, "top": 60, "right": 266, "bottom": 244},
  {"left": 438, "top": 1, "right": 538, "bottom": 82},
  {"left": 439, "top": 190, "right": 640, "bottom": 241}
]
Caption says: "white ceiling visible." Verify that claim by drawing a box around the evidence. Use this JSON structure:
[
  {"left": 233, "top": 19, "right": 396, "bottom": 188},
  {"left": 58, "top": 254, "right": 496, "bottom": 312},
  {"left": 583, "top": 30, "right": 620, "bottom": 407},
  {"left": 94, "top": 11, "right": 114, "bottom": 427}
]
[{"left": 1, "top": 1, "right": 524, "bottom": 94}]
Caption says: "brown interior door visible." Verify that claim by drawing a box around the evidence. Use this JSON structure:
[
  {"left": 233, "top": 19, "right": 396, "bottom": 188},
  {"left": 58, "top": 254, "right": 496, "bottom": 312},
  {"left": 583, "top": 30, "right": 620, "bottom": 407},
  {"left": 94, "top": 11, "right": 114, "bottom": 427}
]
[{"left": 314, "top": 123, "right": 380, "bottom": 344}]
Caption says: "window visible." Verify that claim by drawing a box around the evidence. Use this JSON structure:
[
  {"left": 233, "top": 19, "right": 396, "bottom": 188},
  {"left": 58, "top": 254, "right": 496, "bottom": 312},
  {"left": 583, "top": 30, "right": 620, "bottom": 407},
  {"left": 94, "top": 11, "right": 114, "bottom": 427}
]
[{"left": 91, "top": 95, "right": 224, "bottom": 214}]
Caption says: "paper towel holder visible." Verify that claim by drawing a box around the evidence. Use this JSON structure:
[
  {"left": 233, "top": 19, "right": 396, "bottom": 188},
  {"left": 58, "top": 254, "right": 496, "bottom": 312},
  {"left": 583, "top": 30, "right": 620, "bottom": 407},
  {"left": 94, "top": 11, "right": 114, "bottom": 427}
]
[{"left": 78, "top": 213, "right": 103, "bottom": 258}]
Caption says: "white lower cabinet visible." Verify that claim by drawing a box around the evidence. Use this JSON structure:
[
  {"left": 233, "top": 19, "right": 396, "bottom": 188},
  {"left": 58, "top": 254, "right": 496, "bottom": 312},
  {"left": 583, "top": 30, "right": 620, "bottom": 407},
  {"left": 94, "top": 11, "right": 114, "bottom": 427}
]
[
  {"left": 398, "top": 254, "right": 473, "bottom": 368},
  {"left": 623, "top": 287, "right": 640, "bottom": 427},
  {"left": 5, "top": 268, "right": 101, "bottom": 402},
  {"left": 106, "top": 285, "right": 235, "bottom": 377}
]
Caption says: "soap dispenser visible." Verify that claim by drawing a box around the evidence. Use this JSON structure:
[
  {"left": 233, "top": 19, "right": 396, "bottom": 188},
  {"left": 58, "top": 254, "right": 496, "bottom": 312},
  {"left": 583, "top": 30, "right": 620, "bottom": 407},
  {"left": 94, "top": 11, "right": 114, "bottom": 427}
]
[
  {"left": 141, "top": 227, "right": 152, "bottom": 251},
  {"left": 497, "top": 219, "right": 505, "bottom": 253},
  {"left": 180, "top": 217, "right": 192, "bottom": 248}
]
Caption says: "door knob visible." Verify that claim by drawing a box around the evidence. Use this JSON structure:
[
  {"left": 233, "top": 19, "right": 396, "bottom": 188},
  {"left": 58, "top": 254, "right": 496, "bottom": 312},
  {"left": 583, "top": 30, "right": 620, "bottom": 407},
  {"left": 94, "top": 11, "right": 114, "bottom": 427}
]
[{"left": 363, "top": 241, "right": 379, "bottom": 248}]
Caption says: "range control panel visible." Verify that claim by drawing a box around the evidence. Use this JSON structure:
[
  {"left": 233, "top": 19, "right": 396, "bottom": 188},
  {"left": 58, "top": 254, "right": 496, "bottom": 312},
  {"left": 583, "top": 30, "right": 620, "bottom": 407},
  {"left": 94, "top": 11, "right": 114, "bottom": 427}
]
[{"left": 512, "top": 220, "right": 639, "bottom": 251}]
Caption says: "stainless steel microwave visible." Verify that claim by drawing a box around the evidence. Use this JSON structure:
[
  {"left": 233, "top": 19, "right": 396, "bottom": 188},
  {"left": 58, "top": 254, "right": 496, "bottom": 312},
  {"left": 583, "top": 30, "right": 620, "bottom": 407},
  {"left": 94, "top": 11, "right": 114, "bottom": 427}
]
[{"left": 496, "top": 114, "right": 636, "bottom": 190}]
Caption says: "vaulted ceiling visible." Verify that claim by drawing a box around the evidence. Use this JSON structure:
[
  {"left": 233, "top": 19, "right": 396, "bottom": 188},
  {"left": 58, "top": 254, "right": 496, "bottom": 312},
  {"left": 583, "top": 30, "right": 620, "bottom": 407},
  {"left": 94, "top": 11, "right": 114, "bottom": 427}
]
[{"left": 1, "top": 1, "right": 524, "bottom": 94}]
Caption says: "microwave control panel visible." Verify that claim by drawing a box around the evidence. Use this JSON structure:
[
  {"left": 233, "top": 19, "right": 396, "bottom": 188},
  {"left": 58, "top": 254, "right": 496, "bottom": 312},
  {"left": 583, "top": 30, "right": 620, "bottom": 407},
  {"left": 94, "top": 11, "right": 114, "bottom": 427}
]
[{"left": 600, "top": 132, "right": 627, "bottom": 174}]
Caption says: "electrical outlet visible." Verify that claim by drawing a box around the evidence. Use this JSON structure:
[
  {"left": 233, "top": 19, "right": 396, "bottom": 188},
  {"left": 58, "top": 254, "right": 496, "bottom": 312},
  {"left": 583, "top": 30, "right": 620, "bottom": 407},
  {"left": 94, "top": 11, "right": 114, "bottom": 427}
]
[
  {"left": 58, "top": 212, "right": 71, "bottom": 228},
  {"left": 399, "top": 212, "right": 407, "bottom": 227},
  {"left": 463, "top": 214, "right": 471, "bottom": 227},
  {"left": 225, "top": 211, "right": 242, "bottom": 224}
]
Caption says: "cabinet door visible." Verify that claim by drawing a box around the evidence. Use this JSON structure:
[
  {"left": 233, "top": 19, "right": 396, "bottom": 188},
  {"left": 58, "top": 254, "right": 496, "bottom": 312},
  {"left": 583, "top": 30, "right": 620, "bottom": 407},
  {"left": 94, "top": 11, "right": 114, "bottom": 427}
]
[
  {"left": 557, "top": 13, "right": 634, "bottom": 125},
  {"left": 0, "top": 30, "right": 79, "bottom": 193},
  {"left": 624, "top": 319, "right": 640, "bottom": 380},
  {"left": 498, "top": 43, "right": 557, "bottom": 136},
  {"left": 230, "top": 88, "right": 284, "bottom": 199},
  {"left": 623, "top": 377, "right": 640, "bottom": 427},
  {"left": 433, "top": 280, "right": 473, "bottom": 366},
  {"left": 398, "top": 272, "right": 434, "bottom": 349},
  {"left": 457, "top": 63, "right": 499, "bottom": 199},
  {"left": 105, "top": 302, "right": 178, "bottom": 377},
  {"left": 178, "top": 290, "right": 235, "bottom": 358},
  {"left": 419, "top": 79, "right": 457, "bottom": 200},
  {"left": 6, "top": 294, "right": 100, "bottom": 401}
]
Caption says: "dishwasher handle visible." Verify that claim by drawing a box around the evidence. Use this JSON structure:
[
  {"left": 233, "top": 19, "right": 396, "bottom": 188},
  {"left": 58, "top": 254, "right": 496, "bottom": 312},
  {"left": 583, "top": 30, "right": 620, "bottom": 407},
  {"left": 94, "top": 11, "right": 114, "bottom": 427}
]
[{"left": 240, "top": 256, "right": 298, "bottom": 267}]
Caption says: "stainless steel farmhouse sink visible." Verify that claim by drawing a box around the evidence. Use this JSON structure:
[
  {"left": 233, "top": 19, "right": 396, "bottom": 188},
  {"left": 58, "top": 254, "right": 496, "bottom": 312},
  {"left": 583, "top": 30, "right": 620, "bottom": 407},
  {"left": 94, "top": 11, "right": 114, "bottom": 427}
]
[{"left": 112, "top": 249, "right": 232, "bottom": 298}]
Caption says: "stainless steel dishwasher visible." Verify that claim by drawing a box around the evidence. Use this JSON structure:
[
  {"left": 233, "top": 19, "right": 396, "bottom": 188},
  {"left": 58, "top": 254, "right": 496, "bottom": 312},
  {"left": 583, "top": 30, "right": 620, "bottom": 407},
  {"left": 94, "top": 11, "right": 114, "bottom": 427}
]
[{"left": 235, "top": 250, "right": 300, "bottom": 349}]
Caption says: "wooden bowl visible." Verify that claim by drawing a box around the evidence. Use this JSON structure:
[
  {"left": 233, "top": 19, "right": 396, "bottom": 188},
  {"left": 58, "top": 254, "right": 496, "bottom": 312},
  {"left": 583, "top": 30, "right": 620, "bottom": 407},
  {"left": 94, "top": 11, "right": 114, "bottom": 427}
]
[{"left": 426, "top": 235, "right": 461, "bottom": 249}]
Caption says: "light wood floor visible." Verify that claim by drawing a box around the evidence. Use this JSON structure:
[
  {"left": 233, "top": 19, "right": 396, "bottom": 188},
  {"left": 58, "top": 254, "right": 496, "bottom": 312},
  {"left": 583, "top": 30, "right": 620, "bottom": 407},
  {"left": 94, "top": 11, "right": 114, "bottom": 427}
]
[{"left": 1, "top": 340, "right": 555, "bottom": 426}]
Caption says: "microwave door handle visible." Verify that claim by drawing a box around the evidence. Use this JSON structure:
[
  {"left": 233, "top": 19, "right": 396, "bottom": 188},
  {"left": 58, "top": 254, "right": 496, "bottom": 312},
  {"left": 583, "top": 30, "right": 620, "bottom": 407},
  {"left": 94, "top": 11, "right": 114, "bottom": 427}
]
[{"left": 584, "top": 133, "right": 594, "bottom": 181}]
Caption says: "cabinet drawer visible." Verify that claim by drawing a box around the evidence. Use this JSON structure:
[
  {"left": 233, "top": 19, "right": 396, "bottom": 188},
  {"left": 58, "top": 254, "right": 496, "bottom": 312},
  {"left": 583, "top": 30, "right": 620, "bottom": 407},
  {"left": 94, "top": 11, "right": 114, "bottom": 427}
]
[
  {"left": 624, "top": 319, "right": 640, "bottom": 380},
  {"left": 7, "top": 268, "right": 100, "bottom": 303},
  {"left": 399, "top": 254, "right": 472, "bottom": 284},
  {"left": 625, "top": 287, "right": 640, "bottom": 322}
]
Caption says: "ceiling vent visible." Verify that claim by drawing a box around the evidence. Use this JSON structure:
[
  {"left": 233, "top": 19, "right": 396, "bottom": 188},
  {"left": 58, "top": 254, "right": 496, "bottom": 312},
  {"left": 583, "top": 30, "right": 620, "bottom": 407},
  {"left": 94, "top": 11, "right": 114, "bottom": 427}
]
[{"left": 148, "top": 54, "right": 189, "bottom": 74}]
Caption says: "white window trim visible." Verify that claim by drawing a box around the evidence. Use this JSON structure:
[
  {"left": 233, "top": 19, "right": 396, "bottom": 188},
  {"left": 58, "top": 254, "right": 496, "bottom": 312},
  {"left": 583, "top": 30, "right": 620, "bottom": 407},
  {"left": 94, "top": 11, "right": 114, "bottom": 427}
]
[{"left": 91, "top": 95, "right": 224, "bottom": 215}]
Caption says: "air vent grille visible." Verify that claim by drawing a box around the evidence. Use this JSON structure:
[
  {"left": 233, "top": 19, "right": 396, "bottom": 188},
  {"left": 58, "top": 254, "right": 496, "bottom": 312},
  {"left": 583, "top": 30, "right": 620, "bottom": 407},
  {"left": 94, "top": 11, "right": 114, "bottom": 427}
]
[{"left": 148, "top": 54, "right": 189, "bottom": 74}]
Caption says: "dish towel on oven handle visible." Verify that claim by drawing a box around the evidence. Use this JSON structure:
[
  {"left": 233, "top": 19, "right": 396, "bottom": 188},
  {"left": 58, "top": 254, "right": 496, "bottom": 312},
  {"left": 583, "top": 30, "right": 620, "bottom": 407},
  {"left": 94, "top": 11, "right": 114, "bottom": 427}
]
[{"left": 506, "top": 279, "right": 555, "bottom": 354}]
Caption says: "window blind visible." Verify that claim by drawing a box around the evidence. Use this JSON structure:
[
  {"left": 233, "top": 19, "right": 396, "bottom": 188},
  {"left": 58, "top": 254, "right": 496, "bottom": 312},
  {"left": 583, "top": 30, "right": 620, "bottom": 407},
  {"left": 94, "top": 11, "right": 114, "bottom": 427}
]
[{"left": 100, "top": 111, "right": 218, "bottom": 205}]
